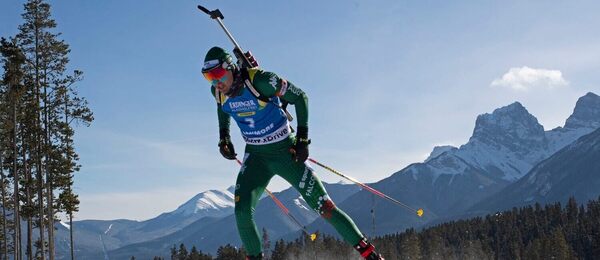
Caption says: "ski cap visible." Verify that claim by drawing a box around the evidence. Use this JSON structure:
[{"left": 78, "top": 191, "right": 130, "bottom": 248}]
[{"left": 203, "top": 46, "right": 233, "bottom": 72}]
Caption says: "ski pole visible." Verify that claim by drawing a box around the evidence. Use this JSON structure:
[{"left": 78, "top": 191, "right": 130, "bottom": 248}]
[
  {"left": 234, "top": 159, "right": 317, "bottom": 241},
  {"left": 308, "top": 158, "right": 424, "bottom": 217}
]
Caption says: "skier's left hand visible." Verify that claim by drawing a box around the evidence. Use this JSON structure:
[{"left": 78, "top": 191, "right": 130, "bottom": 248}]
[{"left": 290, "top": 126, "right": 310, "bottom": 163}]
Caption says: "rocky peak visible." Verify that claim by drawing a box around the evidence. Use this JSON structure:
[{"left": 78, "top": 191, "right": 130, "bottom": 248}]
[
  {"left": 425, "top": 145, "right": 458, "bottom": 162},
  {"left": 471, "top": 102, "right": 545, "bottom": 146},
  {"left": 564, "top": 92, "right": 600, "bottom": 130}
]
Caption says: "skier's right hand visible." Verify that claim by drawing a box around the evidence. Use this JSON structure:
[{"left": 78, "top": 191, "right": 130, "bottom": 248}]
[
  {"left": 218, "top": 128, "right": 237, "bottom": 160},
  {"left": 218, "top": 138, "right": 237, "bottom": 160}
]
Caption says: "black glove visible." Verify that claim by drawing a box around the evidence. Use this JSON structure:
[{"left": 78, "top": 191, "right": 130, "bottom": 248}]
[
  {"left": 290, "top": 126, "right": 310, "bottom": 163},
  {"left": 218, "top": 128, "right": 237, "bottom": 160}
]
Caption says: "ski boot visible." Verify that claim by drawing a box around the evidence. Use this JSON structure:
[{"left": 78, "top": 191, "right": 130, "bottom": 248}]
[
  {"left": 354, "top": 238, "right": 385, "bottom": 260},
  {"left": 245, "top": 253, "right": 264, "bottom": 260}
]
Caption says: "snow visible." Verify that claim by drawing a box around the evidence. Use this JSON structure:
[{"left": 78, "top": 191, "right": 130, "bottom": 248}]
[
  {"left": 411, "top": 167, "right": 418, "bottom": 181},
  {"left": 104, "top": 224, "right": 112, "bottom": 234},
  {"left": 426, "top": 153, "right": 469, "bottom": 183},
  {"left": 425, "top": 145, "right": 457, "bottom": 162},
  {"left": 455, "top": 139, "right": 536, "bottom": 181},
  {"left": 195, "top": 191, "right": 235, "bottom": 212},
  {"left": 546, "top": 126, "right": 596, "bottom": 153},
  {"left": 60, "top": 221, "right": 70, "bottom": 230},
  {"left": 539, "top": 183, "right": 552, "bottom": 196},
  {"left": 293, "top": 197, "right": 310, "bottom": 211},
  {"left": 172, "top": 188, "right": 235, "bottom": 216}
]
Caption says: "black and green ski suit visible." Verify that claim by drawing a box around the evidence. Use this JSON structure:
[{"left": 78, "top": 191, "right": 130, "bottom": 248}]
[{"left": 212, "top": 68, "right": 364, "bottom": 256}]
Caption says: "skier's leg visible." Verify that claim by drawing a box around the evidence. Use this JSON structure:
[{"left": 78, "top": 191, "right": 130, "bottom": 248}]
[
  {"left": 271, "top": 157, "right": 363, "bottom": 245},
  {"left": 271, "top": 154, "right": 384, "bottom": 259},
  {"left": 234, "top": 153, "right": 274, "bottom": 258}
]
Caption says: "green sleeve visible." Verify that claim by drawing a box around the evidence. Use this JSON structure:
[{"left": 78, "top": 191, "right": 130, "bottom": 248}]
[
  {"left": 211, "top": 86, "right": 231, "bottom": 131},
  {"left": 252, "top": 70, "right": 309, "bottom": 128}
]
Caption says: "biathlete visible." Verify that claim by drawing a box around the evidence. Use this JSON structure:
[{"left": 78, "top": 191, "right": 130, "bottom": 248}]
[{"left": 202, "top": 46, "right": 384, "bottom": 260}]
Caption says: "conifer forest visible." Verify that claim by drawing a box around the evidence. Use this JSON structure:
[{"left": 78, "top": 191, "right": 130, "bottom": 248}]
[{"left": 1, "top": 0, "right": 93, "bottom": 259}]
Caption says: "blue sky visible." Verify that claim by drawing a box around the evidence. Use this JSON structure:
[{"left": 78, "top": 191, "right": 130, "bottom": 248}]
[{"left": 2, "top": 1, "right": 599, "bottom": 220}]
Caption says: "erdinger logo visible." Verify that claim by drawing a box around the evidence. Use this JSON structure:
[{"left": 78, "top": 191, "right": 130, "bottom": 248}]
[{"left": 229, "top": 100, "right": 257, "bottom": 110}]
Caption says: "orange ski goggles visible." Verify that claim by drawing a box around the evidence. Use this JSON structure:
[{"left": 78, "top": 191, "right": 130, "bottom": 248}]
[{"left": 202, "top": 65, "right": 229, "bottom": 84}]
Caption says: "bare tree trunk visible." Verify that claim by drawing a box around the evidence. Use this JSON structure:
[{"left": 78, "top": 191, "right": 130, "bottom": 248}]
[
  {"left": 65, "top": 98, "right": 74, "bottom": 260},
  {"left": 33, "top": 9, "right": 46, "bottom": 260},
  {"left": 42, "top": 74, "right": 53, "bottom": 260},
  {"left": 69, "top": 213, "right": 73, "bottom": 260},
  {"left": 13, "top": 97, "right": 21, "bottom": 260},
  {"left": 0, "top": 155, "right": 9, "bottom": 260},
  {"left": 22, "top": 143, "right": 32, "bottom": 260}
]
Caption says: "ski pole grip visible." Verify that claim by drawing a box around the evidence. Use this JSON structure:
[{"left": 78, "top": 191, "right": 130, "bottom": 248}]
[
  {"left": 197, "top": 5, "right": 224, "bottom": 19},
  {"left": 197, "top": 5, "right": 211, "bottom": 15}
]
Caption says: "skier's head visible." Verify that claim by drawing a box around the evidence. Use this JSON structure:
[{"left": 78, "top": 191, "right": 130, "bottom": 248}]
[{"left": 202, "top": 46, "right": 235, "bottom": 93}]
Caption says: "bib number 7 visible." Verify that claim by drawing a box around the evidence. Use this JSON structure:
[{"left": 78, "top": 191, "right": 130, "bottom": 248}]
[{"left": 244, "top": 118, "right": 255, "bottom": 128}]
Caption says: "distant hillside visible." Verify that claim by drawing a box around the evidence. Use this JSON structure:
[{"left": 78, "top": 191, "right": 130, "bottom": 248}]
[{"left": 155, "top": 196, "right": 600, "bottom": 260}]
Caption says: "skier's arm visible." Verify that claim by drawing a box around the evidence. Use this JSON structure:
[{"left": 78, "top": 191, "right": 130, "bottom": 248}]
[
  {"left": 211, "top": 86, "right": 237, "bottom": 160},
  {"left": 211, "top": 86, "right": 231, "bottom": 130},
  {"left": 253, "top": 71, "right": 308, "bottom": 128}
]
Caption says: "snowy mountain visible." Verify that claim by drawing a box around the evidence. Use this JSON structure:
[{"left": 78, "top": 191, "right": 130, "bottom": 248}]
[
  {"left": 54, "top": 186, "right": 236, "bottom": 259},
  {"left": 170, "top": 186, "right": 235, "bottom": 217},
  {"left": 57, "top": 92, "right": 600, "bottom": 258},
  {"left": 454, "top": 102, "right": 549, "bottom": 181},
  {"left": 103, "top": 182, "right": 360, "bottom": 258},
  {"left": 424, "top": 145, "right": 457, "bottom": 162},
  {"left": 546, "top": 92, "right": 600, "bottom": 152},
  {"left": 471, "top": 127, "right": 600, "bottom": 212},
  {"left": 308, "top": 92, "right": 600, "bottom": 237}
]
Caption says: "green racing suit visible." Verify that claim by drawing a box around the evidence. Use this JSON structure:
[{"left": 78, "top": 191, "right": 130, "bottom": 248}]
[{"left": 212, "top": 68, "right": 364, "bottom": 256}]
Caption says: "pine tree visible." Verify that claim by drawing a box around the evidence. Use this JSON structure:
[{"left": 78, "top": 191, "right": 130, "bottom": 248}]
[
  {"left": 11, "top": 1, "right": 93, "bottom": 259},
  {"left": 270, "top": 239, "right": 287, "bottom": 260},
  {"left": 215, "top": 244, "right": 244, "bottom": 260},
  {"left": 261, "top": 228, "right": 270, "bottom": 258},
  {"left": 189, "top": 246, "right": 212, "bottom": 260},
  {"left": 170, "top": 244, "right": 177, "bottom": 260},
  {"left": 1, "top": 36, "right": 26, "bottom": 260},
  {"left": 177, "top": 244, "right": 188, "bottom": 260},
  {"left": 398, "top": 229, "right": 422, "bottom": 260}
]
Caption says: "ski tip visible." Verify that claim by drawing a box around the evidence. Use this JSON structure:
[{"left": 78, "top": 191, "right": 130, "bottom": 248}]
[{"left": 417, "top": 209, "right": 424, "bottom": 217}]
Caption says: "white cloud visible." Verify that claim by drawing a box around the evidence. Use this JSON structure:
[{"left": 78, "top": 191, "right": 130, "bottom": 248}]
[{"left": 491, "top": 66, "right": 569, "bottom": 91}]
